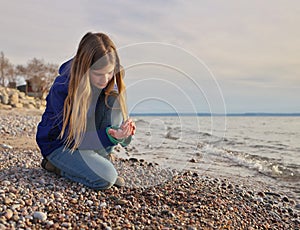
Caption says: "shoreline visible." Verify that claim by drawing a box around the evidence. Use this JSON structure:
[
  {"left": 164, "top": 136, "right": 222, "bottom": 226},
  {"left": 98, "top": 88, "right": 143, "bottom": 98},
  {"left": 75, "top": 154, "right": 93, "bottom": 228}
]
[{"left": 0, "top": 109, "right": 300, "bottom": 229}]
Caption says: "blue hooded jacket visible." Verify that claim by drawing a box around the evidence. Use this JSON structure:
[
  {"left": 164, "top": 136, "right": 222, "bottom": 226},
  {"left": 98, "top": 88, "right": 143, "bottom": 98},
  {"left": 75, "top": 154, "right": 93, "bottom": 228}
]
[{"left": 36, "top": 59, "right": 119, "bottom": 157}]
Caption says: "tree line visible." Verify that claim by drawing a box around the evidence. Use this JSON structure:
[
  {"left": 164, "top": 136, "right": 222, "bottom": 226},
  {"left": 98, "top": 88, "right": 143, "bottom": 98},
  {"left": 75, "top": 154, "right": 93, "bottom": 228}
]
[{"left": 0, "top": 51, "right": 59, "bottom": 92}]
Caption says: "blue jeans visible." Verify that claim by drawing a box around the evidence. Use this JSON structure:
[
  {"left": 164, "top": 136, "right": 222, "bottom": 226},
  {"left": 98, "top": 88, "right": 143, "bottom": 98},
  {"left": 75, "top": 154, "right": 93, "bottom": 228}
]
[{"left": 46, "top": 146, "right": 118, "bottom": 190}]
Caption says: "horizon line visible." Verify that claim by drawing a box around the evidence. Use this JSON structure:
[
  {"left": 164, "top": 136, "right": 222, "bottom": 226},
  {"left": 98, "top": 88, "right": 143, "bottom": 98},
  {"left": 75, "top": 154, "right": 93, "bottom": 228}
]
[{"left": 129, "top": 112, "right": 300, "bottom": 117}]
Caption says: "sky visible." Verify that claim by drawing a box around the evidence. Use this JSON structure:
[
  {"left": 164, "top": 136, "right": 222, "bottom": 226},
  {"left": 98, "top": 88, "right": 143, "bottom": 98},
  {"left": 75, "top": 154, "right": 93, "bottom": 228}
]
[{"left": 0, "top": 0, "right": 300, "bottom": 113}]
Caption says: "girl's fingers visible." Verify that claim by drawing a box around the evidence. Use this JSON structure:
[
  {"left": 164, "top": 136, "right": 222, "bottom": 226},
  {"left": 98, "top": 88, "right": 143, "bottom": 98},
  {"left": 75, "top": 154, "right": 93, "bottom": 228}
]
[{"left": 110, "top": 119, "right": 136, "bottom": 139}]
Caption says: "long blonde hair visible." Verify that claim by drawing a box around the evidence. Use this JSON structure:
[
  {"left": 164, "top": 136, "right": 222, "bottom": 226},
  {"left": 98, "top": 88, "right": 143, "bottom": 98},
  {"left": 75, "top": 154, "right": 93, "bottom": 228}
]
[{"left": 59, "top": 32, "right": 128, "bottom": 151}]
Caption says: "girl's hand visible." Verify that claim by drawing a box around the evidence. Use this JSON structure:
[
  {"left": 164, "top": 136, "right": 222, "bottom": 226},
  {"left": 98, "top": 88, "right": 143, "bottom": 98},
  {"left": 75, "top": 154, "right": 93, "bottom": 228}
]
[{"left": 108, "top": 118, "right": 136, "bottom": 139}]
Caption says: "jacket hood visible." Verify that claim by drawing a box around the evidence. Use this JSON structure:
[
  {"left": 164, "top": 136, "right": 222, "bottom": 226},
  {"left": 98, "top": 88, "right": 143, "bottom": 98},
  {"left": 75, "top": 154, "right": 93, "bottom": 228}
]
[{"left": 59, "top": 58, "right": 73, "bottom": 76}]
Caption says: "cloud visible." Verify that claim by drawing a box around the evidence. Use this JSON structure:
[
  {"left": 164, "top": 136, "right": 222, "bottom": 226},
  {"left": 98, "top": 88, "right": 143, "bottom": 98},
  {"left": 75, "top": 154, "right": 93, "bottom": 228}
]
[
  {"left": 0, "top": 0, "right": 90, "bottom": 64},
  {"left": 0, "top": 0, "right": 299, "bottom": 112}
]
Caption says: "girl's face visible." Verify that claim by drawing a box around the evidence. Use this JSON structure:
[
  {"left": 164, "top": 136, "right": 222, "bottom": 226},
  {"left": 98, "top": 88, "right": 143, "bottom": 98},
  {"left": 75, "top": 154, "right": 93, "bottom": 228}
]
[{"left": 90, "top": 64, "right": 115, "bottom": 89}]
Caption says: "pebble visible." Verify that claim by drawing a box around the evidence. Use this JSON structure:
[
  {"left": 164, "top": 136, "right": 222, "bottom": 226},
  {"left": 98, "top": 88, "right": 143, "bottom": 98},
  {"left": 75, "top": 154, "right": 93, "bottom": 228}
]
[
  {"left": 116, "top": 199, "right": 128, "bottom": 205},
  {"left": 4, "top": 209, "right": 13, "bottom": 220},
  {"left": 33, "top": 212, "right": 47, "bottom": 221},
  {"left": 4, "top": 197, "right": 12, "bottom": 204},
  {"left": 46, "top": 221, "right": 54, "bottom": 226},
  {"left": 62, "top": 222, "right": 71, "bottom": 228},
  {"left": 282, "top": 197, "right": 289, "bottom": 202},
  {"left": 2, "top": 180, "right": 11, "bottom": 186},
  {"left": 25, "top": 215, "right": 33, "bottom": 220},
  {"left": 1, "top": 144, "right": 13, "bottom": 149},
  {"left": 86, "top": 200, "right": 93, "bottom": 206},
  {"left": 256, "top": 197, "right": 264, "bottom": 203},
  {"left": 100, "top": 202, "right": 107, "bottom": 208},
  {"left": 39, "top": 198, "right": 47, "bottom": 204}
]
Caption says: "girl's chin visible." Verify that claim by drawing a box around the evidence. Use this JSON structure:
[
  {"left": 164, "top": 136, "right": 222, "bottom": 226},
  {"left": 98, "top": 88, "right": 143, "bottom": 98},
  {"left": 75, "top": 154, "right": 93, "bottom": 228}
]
[{"left": 94, "top": 84, "right": 107, "bottom": 89}]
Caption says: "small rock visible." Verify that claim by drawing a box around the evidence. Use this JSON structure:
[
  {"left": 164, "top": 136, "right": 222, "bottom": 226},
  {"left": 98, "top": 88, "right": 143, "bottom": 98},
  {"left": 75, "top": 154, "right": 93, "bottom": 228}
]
[
  {"left": 265, "top": 192, "right": 281, "bottom": 197},
  {"left": 4, "top": 209, "right": 13, "bottom": 220},
  {"left": 25, "top": 199, "right": 33, "bottom": 206},
  {"left": 257, "top": 191, "right": 265, "bottom": 197},
  {"left": 1, "top": 144, "right": 13, "bottom": 149},
  {"left": 54, "top": 192, "right": 63, "bottom": 199},
  {"left": 62, "top": 222, "right": 71, "bottom": 228},
  {"left": 295, "top": 204, "right": 300, "bottom": 210},
  {"left": 46, "top": 220, "right": 54, "bottom": 226},
  {"left": 129, "top": 157, "right": 139, "bottom": 162},
  {"left": 116, "top": 199, "right": 128, "bottom": 205},
  {"left": 256, "top": 197, "right": 264, "bottom": 203},
  {"left": 11, "top": 204, "right": 20, "bottom": 210},
  {"left": 86, "top": 200, "right": 93, "bottom": 206},
  {"left": 4, "top": 197, "right": 12, "bottom": 204},
  {"left": 161, "top": 210, "right": 175, "bottom": 218},
  {"left": 187, "top": 226, "right": 197, "bottom": 230},
  {"left": 25, "top": 215, "right": 33, "bottom": 220},
  {"left": 40, "top": 198, "right": 47, "bottom": 204},
  {"left": 2, "top": 180, "right": 11, "bottom": 186},
  {"left": 100, "top": 202, "right": 107, "bottom": 208},
  {"left": 33, "top": 211, "right": 47, "bottom": 221},
  {"left": 282, "top": 197, "right": 289, "bottom": 202},
  {"left": 70, "top": 198, "right": 78, "bottom": 204}
]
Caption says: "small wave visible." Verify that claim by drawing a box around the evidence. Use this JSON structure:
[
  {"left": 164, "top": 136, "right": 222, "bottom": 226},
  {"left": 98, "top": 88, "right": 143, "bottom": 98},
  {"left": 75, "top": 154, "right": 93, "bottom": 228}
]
[
  {"left": 249, "top": 143, "right": 292, "bottom": 152},
  {"left": 134, "top": 119, "right": 150, "bottom": 125},
  {"left": 199, "top": 144, "right": 299, "bottom": 181}
]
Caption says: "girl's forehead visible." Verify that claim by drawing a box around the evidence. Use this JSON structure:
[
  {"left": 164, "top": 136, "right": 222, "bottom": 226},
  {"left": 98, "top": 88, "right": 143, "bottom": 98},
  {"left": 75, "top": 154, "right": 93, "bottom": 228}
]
[{"left": 91, "top": 64, "right": 115, "bottom": 74}]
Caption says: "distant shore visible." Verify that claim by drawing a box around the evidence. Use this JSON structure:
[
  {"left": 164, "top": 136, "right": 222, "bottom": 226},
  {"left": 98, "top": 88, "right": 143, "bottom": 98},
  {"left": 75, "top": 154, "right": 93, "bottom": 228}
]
[{"left": 130, "top": 112, "right": 300, "bottom": 117}]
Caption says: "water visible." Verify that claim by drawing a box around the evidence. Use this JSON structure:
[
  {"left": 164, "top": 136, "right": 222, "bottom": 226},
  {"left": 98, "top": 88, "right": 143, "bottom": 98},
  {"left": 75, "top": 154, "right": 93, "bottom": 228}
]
[{"left": 125, "top": 116, "right": 300, "bottom": 201}]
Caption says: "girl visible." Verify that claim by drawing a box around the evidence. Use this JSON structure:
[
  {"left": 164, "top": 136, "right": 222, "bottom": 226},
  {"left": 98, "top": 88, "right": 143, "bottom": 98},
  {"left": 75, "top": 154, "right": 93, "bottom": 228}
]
[{"left": 36, "top": 32, "right": 136, "bottom": 190}]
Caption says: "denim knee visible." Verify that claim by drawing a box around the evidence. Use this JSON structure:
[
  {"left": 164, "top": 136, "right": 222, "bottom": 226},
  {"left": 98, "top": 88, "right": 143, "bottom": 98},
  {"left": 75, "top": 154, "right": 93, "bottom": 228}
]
[{"left": 87, "top": 167, "right": 118, "bottom": 190}]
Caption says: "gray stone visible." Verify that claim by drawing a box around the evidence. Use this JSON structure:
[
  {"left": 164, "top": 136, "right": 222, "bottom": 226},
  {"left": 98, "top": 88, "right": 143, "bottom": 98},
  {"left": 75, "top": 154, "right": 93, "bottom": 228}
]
[{"left": 33, "top": 211, "right": 47, "bottom": 221}]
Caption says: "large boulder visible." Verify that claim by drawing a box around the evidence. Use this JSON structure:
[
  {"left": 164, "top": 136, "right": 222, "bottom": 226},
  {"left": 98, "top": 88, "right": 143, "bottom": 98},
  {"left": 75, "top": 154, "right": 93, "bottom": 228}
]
[{"left": 9, "top": 92, "right": 19, "bottom": 105}]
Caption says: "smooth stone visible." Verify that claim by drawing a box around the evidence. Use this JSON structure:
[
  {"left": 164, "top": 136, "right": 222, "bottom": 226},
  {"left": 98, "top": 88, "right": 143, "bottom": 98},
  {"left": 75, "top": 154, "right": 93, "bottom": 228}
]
[
  {"left": 0, "top": 144, "right": 13, "bottom": 149},
  {"left": 40, "top": 198, "right": 47, "bottom": 204},
  {"left": 62, "top": 222, "right": 71, "bottom": 228},
  {"left": 100, "top": 202, "right": 107, "bottom": 208},
  {"left": 265, "top": 192, "right": 281, "bottom": 197},
  {"left": 33, "top": 211, "right": 47, "bottom": 221},
  {"left": 2, "top": 180, "right": 11, "bottom": 186},
  {"left": 4, "top": 197, "right": 12, "bottom": 204},
  {"left": 46, "top": 220, "right": 54, "bottom": 226},
  {"left": 54, "top": 192, "right": 63, "bottom": 199},
  {"left": 282, "top": 197, "right": 289, "bottom": 202},
  {"left": 187, "top": 226, "right": 197, "bottom": 230},
  {"left": 25, "top": 215, "right": 33, "bottom": 220},
  {"left": 116, "top": 199, "right": 128, "bottom": 205},
  {"left": 4, "top": 209, "right": 13, "bottom": 219},
  {"left": 86, "top": 200, "right": 93, "bottom": 206},
  {"left": 256, "top": 197, "right": 263, "bottom": 203}
]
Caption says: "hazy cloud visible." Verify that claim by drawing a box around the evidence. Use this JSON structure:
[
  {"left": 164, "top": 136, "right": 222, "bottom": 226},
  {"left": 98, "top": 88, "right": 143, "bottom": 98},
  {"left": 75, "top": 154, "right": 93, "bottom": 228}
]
[{"left": 0, "top": 0, "right": 299, "bottom": 112}]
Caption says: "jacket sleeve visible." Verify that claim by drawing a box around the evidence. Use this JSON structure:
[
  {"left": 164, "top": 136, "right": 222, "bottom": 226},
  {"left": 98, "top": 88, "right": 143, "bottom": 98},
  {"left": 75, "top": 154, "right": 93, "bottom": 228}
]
[{"left": 46, "top": 81, "right": 69, "bottom": 140}]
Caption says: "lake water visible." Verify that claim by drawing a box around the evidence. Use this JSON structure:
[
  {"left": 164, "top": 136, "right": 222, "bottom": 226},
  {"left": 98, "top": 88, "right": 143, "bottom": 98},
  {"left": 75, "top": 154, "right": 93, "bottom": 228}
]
[{"left": 122, "top": 116, "right": 300, "bottom": 201}]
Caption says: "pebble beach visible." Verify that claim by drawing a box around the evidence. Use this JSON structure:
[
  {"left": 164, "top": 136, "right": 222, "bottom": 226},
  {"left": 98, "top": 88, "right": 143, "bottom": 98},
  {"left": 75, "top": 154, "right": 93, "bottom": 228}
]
[{"left": 1, "top": 109, "right": 300, "bottom": 229}]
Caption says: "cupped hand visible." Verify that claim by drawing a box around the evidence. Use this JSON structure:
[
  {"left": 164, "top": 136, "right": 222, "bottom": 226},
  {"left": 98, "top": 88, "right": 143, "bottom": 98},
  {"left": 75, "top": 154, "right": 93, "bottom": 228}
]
[{"left": 108, "top": 118, "right": 136, "bottom": 139}]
